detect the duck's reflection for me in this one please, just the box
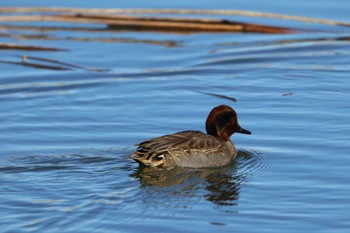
[131,150,255,206]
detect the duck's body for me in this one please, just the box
[131,105,251,168]
[132,130,236,168]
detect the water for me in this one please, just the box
[1,1,350,232]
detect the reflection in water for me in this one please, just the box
[131,150,258,206]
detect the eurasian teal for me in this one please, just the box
[131,105,251,168]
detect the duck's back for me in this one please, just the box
[132,130,236,168]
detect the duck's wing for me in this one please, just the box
[131,131,202,166]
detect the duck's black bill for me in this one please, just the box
[236,125,252,135]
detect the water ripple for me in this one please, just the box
[130,150,264,207]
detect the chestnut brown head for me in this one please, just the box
[205,105,251,141]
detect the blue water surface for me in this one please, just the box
[1,1,350,232]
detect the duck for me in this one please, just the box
[130,105,251,168]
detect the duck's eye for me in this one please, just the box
[155,154,165,161]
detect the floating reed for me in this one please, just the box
[200,92,237,102]
[0,59,70,70]
[0,7,349,27]
[0,42,66,51]
[1,7,348,71]
[18,55,105,72]
[0,11,295,34]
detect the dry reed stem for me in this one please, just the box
[18,55,104,72]
[200,92,237,102]
[0,14,294,33]
[0,42,67,51]
[0,7,349,27]
[0,59,70,70]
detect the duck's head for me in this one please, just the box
[205,105,251,141]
